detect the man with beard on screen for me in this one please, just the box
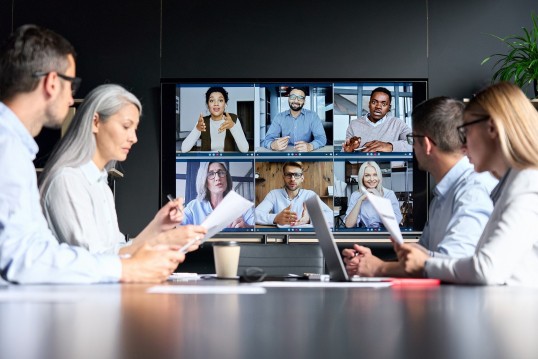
[262,87,327,152]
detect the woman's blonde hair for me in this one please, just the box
[358,161,384,196]
[468,82,538,169]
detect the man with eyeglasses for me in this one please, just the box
[0,25,184,284]
[342,87,412,152]
[262,87,327,152]
[342,97,497,277]
[255,162,333,227]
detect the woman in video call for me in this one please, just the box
[182,161,254,227]
[344,161,402,229]
[396,82,538,286]
[39,84,206,255]
[181,87,250,153]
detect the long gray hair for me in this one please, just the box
[39,84,141,198]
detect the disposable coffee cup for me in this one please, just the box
[213,241,241,279]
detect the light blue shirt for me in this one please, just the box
[255,188,334,227]
[262,108,327,150]
[182,199,255,226]
[0,102,121,284]
[345,188,402,228]
[419,157,497,258]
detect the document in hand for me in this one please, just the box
[179,191,254,253]
[364,192,404,245]
[201,190,253,241]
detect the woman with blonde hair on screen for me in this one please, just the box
[397,82,538,286]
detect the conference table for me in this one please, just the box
[1,280,538,359]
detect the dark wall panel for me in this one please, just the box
[162,0,428,79]
[12,0,161,236]
[428,0,538,99]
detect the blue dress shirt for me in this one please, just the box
[0,102,121,284]
[255,188,334,227]
[262,109,327,150]
[419,157,497,258]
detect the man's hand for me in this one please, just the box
[396,243,430,277]
[218,112,235,133]
[342,246,360,277]
[270,136,290,151]
[120,243,185,283]
[274,204,298,225]
[294,141,313,152]
[293,203,310,225]
[196,113,206,132]
[342,136,361,152]
[361,140,393,152]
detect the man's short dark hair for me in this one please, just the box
[205,87,229,103]
[282,161,303,173]
[0,24,76,101]
[412,96,464,153]
[289,87,308,96]
[370,87,392,103]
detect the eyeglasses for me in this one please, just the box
[289,94,305,101]
[406,133,437,146]
[370,99,390,108]
[284,172,303,179]
[456,115,490,144]
[207,170,227,180]
[33,71,82,96]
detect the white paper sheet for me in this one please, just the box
[364,191,404,245]
[252,281,392,288]
[147,285,266,294]
[179,190,254,252]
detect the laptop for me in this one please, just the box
[305,196,441,286]
[304,196,370,282]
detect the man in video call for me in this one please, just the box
[262,87,327,152]
[342,87,412,152]
[255,162,333,227]
[342,97,497,277]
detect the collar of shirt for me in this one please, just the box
[285,109,305,119]
[0,102,39,157]
[433,156,472,199]
[490,168,512,205]
[81,161,109,184]
[365,113,388,128]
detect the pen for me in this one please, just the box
[167,194,183,215]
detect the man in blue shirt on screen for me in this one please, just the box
[0,25,189,284]
[342,97,497,277]
[255,162,334,227]
[262,87,327,152]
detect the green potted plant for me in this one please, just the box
[481,12,538,98]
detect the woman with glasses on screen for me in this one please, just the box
[397,82,538,286]
[39,84,206,255]
[181,87,250,153]
[344,161,402,229]
[182,162,254,227]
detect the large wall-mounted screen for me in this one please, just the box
[161,80,428,238]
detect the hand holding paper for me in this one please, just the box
[364,192,404,245]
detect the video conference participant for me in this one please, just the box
[396,83,538,286]
[0,24,184,284]
[261,87,327,152]
[342,87,412,152]
[342,97,496,277]
[255,161,333,227]
[344,161,402,229]
[183,162,254,228]
[39,84,207,255]
[181,87,249,153]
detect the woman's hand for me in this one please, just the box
[218,112,235,133]
[196,113,206,132]
[366,188,381,197]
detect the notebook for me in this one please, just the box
[305,196,440,286]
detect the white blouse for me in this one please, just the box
[43,161,127,254]
[181,117,249,153]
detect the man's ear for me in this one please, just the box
[424,136,434,155]
[42,72,59,98]
[92,113,100,133]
